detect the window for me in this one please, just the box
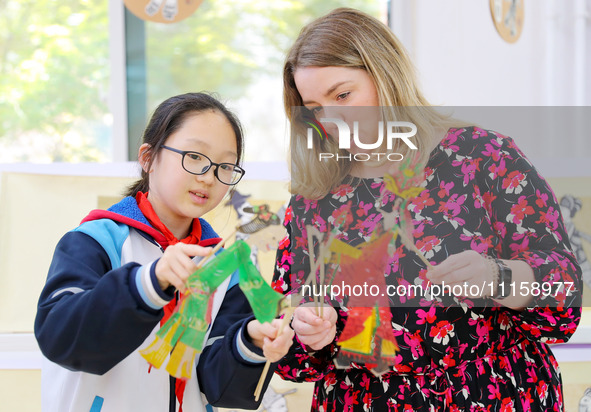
[0,0,111,162]
[0,0,386,163]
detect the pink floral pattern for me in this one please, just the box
[273,127,582,411]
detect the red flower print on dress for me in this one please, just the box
[488,158,507,179]
[487,382,501,400]
[284,205,293,222]
[459,228,493,254]
[482,139,502,160]
[278,236,290,253]
[311,214,327,232]
[356,201,372,217]
[521,388,534,410]
[271,277,285,293]
[324,373,337,391]
[351,213,382,240]
[536,380,549,401]
[416,235,442,259]
[509,229,536,254]
[452,155,482,186]
[468,403,488,412]
[471,127,488,139]
[507,195,534,225]
[300,196,318,213]
[343,389,361,411]
[437,193,467,229]
[441,128,463,155]
[332,184,355,202]
[280,248,293,266]
[416,307,436,324]
[502,170,528,194]
[411,189,436,213]
[329,201,354,229]
[438,180,454,198]
[492,221,507,238]
[386,244,406,274]
[499,397,515,411]
[535,189,549,208]
[429,320,454,345]
[536,207,561,231]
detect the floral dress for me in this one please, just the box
[272,127,582,411]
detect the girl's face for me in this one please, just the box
[293,66,381,155]
[140,110,238,239]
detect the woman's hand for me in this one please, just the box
[154,243,212,292]
[291,304,338,351]
[426,250,493,298]
[426,250,534,309]
[247,319,295,362]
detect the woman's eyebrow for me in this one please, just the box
[303,81,352,105]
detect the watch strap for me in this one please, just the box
[494,259,512,299]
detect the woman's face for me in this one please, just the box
[293,66,381,155]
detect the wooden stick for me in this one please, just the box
[306,226,320,310]
[183,227,239,293]
[397,229,433,269]
[196,227,239,269]
[254,361,271,402]
[253,306,295,401]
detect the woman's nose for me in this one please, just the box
[319,107,347,138]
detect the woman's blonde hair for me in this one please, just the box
[284,8,456,199]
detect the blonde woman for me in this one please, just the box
[273,8,581,411]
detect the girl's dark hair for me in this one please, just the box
[125,92,244,197]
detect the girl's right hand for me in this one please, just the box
[291,304,337,351]
[154,243,212,292]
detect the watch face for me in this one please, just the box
[490,0,524,43]
[499,261,512,298]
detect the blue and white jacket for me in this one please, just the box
[34,197,275,412]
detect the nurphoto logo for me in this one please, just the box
[306,117,418,162]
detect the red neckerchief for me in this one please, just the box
[136,191,202,249]
[136,191,202,412]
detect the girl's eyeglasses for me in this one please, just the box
[161,145,245,185]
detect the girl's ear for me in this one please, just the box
[138,143,152,173]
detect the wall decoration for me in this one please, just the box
[123,0,204,23]
[490,0,524,43]
[560,194,591,290]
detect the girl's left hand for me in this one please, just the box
[247,319,295,362]
[426,250,493,298]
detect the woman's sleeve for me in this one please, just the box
[34,229,166,374]
[272,203,342,382]
[481,132,582,343]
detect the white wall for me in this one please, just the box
[390,0,590,106]
[389,0,591,176]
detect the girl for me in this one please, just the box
[35,92,293,412]
[273,8,582,411]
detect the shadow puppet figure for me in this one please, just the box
[560,194,591,288]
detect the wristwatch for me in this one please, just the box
[494,259,512,299]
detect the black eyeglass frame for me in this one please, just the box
[160,145,245,185]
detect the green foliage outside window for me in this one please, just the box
[0,0,382,163]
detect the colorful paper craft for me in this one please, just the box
[295,155,429,375]
[140,240,283,379]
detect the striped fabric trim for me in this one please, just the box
[135,261,168,309]
[50,287,85,299]
[235,327,266,364]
